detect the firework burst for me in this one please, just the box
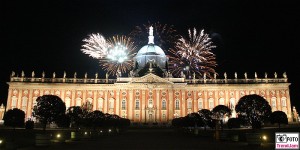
[100,35,137,76]
[129,21,180,53]
[168,28,217,78]
[81,33,109,59]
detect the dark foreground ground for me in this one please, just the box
[7,128,277,150]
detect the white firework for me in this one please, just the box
[81,33,109,59]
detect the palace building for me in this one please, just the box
[3,27,293,123]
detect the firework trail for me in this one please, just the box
[168,28,217,78]
[129,21,180,53]
[81,33,109,59]
[100,35,137,76]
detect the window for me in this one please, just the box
[122,99,126,110]
[65,97,71,109]
[187,100,192,109]
[271,97,277,108]
[281,97,287,107]
[109,99,114,109]
[22,97,28,112]
[135,113,139,119]
[12,96,17,108]
[76,98,82,106]
[148,99,153,107]
[175,99,180,110]
[135,99,140,109]
[209,98,214,109]
[198,98,203,110]
[229,98,235,109]
[162,114,166,120]
[98,98,103,110]
[219,98,224,105]
[162,100,166,110]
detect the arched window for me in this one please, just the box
[229,98,235,109]
[109,98,114,109]
[281,97,287,107]
[175,99,180,110]
[148,99,153,107]
[135,99,140,109]
[11,96,17,109]
[122,99,126,110]
[162,99,166,110]
[187,99,192,109]
[98,98,103,110]
[22,97,28,112]
[208,98,214,110]
[76,98,82,106]
[271,97,277,108]
[65,97,71,109]
[198,98,203,110]
[219,98,225,105]
[86,98,93,104]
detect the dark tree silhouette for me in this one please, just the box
[212,105,231,129]
[33,95,66,131]
[66,106,84,130]
[235,94,272,129]
[55,114,70,128]
[86,110,105,130]
[198,109,213,130]
[3,108,25,128]
[269,111,288,128]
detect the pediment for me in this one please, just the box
[130,73,174,84]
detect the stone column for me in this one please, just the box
[93,91,97,110]
[142,90,146,122]
[71,90,76,107]
[276,90,281,111]
[27,89,33,118]
[286,90,292,121]
[156,90,160,122]
[6,89,13,110]
[116,90,120,115]
[104,90,108,113]
[168,89,174,122]
[204,91,208,109]
[17,89,22,109]
[128,89,133,120]
[181,90,186,116]
[193,90,197,112]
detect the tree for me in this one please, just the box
[269,111,288,128]
[235,94,272,129]
[3,108,25,128]
[33,95,66,131]
[66,106,84,130]
[86,110,105,130]
[212,105,231,129]
[198,109,213,130]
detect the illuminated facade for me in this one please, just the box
[3,27,294,123]
[5,72,292,123]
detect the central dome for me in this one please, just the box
[133,26,168,76]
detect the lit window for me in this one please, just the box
[122,99,126,110]
[162,100,166,109]
[175,100,180,110]
[135,100,140,109]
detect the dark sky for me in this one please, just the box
[1,0,300,110]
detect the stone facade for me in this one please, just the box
[6,72,292,123]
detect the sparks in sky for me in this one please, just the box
[100,35,137,76]
[168,28,217,78]
[81,33,109,59]
[129,21,180,53]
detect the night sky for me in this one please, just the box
[1,0,299,111]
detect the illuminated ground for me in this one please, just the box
[14,128,279,150]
